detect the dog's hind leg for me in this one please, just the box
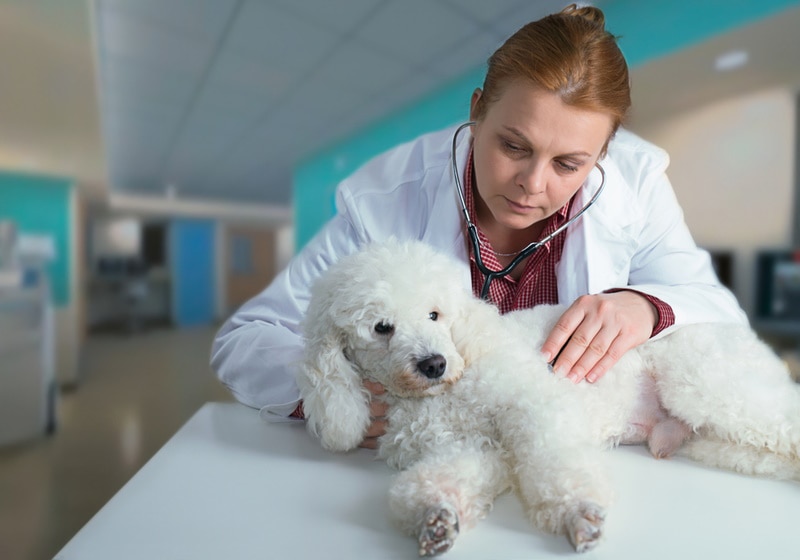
[645,325,800,470]
[681,438,800,481]
[388,447,510,557]
[648,417,693,459]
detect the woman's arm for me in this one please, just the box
[210,215,361,416]
[623,167,747,326]
[543,158,747,383]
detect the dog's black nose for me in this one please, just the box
[417,354,446,379]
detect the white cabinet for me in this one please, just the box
[0,285,56,446]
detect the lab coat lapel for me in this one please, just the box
[420,125,473,293]
[558,163,638,303]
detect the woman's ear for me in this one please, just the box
[469,88,483,122]
[297,325,371,452]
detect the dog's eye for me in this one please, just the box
[429,311,438,321]
[374,321,395,335]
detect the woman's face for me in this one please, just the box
[469,82,612,236]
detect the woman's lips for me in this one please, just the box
[504,197,537,213]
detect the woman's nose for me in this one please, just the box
[517,162,547,195]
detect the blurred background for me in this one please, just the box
[1,1,800,558]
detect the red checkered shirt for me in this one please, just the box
[463,149,674,335]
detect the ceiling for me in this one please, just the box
[1,1,799,220]
[92,0,568,208]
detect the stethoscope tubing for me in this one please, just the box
[450,121,606,299]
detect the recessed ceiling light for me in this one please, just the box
[714,49,749,72]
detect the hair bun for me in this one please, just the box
[560,3,606,28]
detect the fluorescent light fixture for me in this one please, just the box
[715,49,749,72]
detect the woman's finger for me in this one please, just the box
[563,322,620,383]
[370,398,389,418]
[363,379,386,395]
[364,418,387,438]
[541,302,587,364]
[552,319,602,379]
[584,334,628,383]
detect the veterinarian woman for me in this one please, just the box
[211,4,747,447]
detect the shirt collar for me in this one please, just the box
[463,147,573,250]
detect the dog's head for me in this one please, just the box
[298,240,493,451]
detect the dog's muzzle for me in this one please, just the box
[416,354,446,379]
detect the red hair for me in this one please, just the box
[473,4,630,137]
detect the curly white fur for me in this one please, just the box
[298,240,800,556]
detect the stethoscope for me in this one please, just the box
[451,121,606,299]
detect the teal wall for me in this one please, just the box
[293,0,800,249]
[170,219,216,327]
[0,171,72,306]
[602,0,799,67]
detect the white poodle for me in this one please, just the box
[297,240,799,555]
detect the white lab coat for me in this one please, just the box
[210,124,747,419]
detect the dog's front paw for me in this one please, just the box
[418,504,460,557]
[566,501,606,553]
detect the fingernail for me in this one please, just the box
[540,351,552,363]
[586,373,597,383]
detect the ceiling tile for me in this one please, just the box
[101,98,185,130]
[425,30,501,86]
[336,70,442,134]
[97,3,216,75]
[273,75,363,125]
[191,85,271,125]
[226,1,342,73]
[98,0,239,41]
[489,0,568,39]
[100,55,198,108]
[270,0,386,33]
[438,0,530,24]
[167,138,239,185]
[354,0,481,65]
[311,39,414,97]
[204,49,299,103]
[103,112,183,146]
[233,165,293,205]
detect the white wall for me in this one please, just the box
[631,88,796,317]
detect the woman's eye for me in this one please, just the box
[428,311,439,321]
[503,141,523,153]
[374,322,395,335]
[556,160,579,173]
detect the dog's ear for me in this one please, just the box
[449,291,503,368]
[297,322,371,453]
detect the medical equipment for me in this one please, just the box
[450,121,606,299]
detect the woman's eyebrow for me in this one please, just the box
[502,126,591,158]
[501,125,530,144]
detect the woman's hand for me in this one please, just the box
[359,380,388,449]
[540,291,657,384]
